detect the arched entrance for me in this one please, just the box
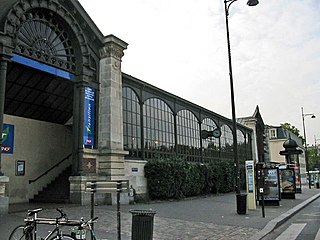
[0,0,99,206]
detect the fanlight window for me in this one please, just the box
[15,9,75,72]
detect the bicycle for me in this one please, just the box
[70,217,99,240]
[9,208,75,240]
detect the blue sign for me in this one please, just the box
[2,124,14,154]
[12,54,74,80]
[84,87,95,146]
[132,167,139,173]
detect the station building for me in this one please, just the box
[0,0,256,213]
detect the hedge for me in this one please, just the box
[144,158,239,200]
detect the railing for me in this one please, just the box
[29,153,72,184]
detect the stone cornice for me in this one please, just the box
[99,35,128,60]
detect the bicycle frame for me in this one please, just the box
[87,222,97,240]
[11,208,98,240]
[23,208,69,240]
[23,208,42,240]
[71,217,98,240]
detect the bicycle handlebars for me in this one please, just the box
[24,208,98,227]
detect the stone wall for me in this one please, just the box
[2,114,72,203]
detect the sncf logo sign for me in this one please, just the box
[1,146,11,152]
[2,124,14,154]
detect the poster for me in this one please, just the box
[280,169,295,193]
[2,124,14,154]
[263,168,280,201]
[293,160,301,193]
[83,87,95,146]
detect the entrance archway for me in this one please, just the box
[0,0,99,204]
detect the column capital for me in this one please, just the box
[0,33,14,61]
[99,34,128,60]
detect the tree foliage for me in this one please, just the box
[307,147,320,170]
[280,122,302,138]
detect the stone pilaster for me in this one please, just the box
[0,41,13,175]
[242,118,258,162]
[69,35,128,205]
[98,35,128,179]
[0,37,13,213]
[0,176,9,213]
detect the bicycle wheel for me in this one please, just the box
[49,234,75,240]
[9,225,32,240]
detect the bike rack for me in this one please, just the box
[85,180,129,240]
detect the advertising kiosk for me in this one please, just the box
[279,137,303,199]
[257,162,281,206]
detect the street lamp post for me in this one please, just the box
[301,106,315,189]
[223,0,259,214]
[314,136,320,171]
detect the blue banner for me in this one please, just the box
[2,124,14,154]
[84,87,95,146]
[12,54,74,80]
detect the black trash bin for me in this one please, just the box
[130,209,156,240]
[316,182,319,189]
[236,193,247,215]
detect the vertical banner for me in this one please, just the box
[84,87,95,147]
[2,124,14,154]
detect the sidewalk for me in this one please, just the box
[2,186,320,240]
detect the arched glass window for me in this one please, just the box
[220,124,234,160]
[143,98,175,159]
[123,87,141,158]
[237,129,246,162]
[176,110,201,162]
[202,118,219,161]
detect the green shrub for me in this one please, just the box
[144,158,238,200]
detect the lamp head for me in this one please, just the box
[312,114,316,118]
[247,0,259,6]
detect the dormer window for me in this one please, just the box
[269,129,277,139]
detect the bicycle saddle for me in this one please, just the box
[27,208,43,216]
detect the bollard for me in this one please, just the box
[130,210,156,240]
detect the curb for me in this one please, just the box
[250,192,320,240]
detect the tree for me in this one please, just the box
[280,122,303,139]
[307,147,320,170]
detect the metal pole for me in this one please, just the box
[117,181,121,240]
[301,107,311,189]
[90,182,96,240]
[0,58,9,176]
[261,169,265,218]
[224,0,240,195]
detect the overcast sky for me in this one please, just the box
[79,0,320,146]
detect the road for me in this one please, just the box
[3,188,320,240]
[262,197,320,240]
